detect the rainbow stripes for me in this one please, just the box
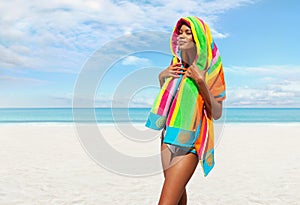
[145,16,226,176]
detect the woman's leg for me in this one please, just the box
[159,143,198,205]
[177,188,187,205]
[160,144,186,205]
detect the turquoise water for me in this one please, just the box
[0,108,299,124]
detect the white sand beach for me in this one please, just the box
[0,123,299,205]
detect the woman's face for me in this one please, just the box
[177,24,195,50]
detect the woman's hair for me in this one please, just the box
[175,20,191,35]
[175,21,195,43]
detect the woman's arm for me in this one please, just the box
[158,72,166,88]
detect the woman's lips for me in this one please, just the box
[178,40,187,45]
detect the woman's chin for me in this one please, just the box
[179,45,187,50]
[179,46,194,51]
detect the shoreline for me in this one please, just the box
[0,121,300,126]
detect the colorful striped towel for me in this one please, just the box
[145,16,226,176]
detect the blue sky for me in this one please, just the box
[0,0,299,108]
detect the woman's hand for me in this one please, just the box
[159,63,186,87]
[159,63,185,79]
[185,62,208,84]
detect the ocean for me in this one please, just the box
[0,108,299,124]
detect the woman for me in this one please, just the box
[145,16,226,205]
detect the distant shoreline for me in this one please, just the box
[0,108,300,124]
[0,122,300,126]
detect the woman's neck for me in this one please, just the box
[180,47,196,67]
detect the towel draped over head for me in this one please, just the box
[145,16,226,176]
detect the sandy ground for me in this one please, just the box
[0,123,299,205]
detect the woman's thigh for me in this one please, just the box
[161,143,172,178]
[160,143,198,204]
[163,147,198,182]
[160,132,198,178]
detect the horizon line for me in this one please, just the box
[0,107,299,109]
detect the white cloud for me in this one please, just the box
[226,65,300,77]
[0,75,48,84]
[121,56,151,66]
[0,44,33,68]
[0,0,256,73]
[225,65,300,107]
[0,0,263,107]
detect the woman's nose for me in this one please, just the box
[178,34,185,39]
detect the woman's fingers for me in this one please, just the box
[169,66,182,71]
[176,71,185,75]
[176,67,187,75]
[171,70,180,77]
[164,64,188,78]
[167,71,180,78]
[171,74,180,78]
